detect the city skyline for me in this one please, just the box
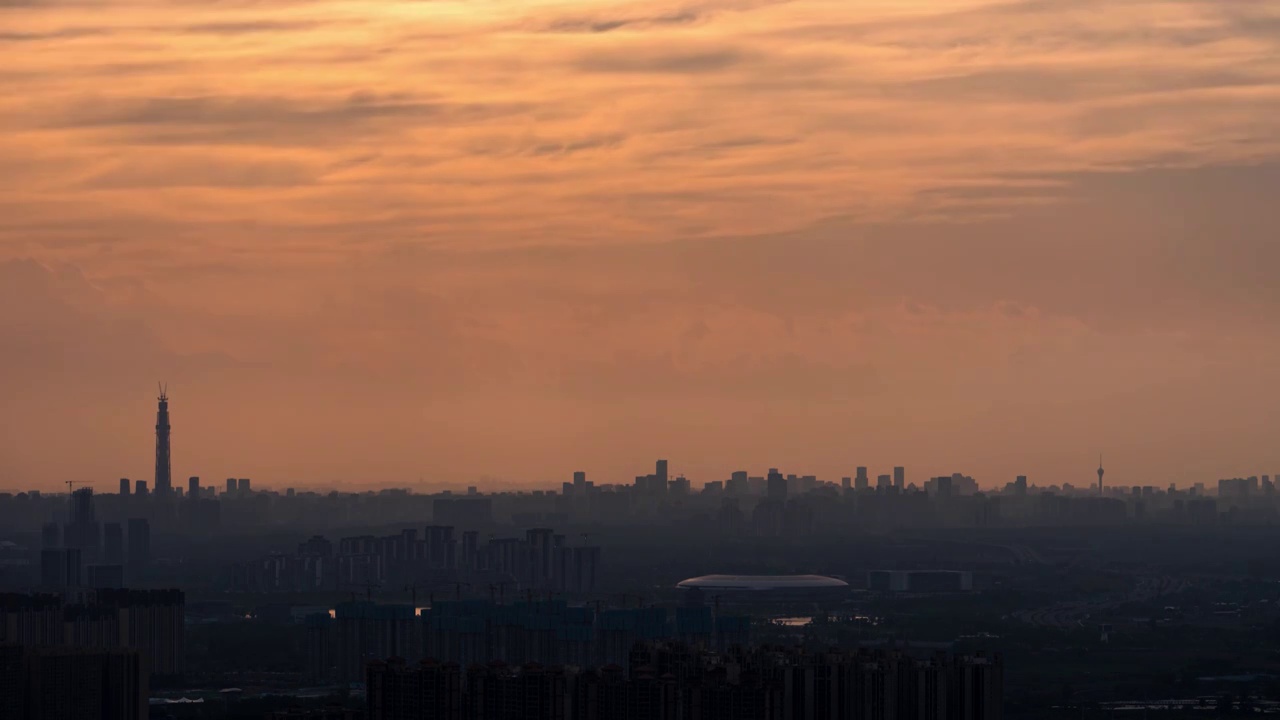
[0,383,1277,493]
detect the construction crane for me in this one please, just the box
[65,480,93,493]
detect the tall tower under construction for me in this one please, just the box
[155,385,173,497]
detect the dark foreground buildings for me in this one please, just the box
[0,589,184,681]
[308,599,750,684]
[367,643,1002,720]
[0,644,145,720]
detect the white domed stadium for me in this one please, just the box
[676,574,849,591]
[676,574,850,604]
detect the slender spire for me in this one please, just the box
[155,385,172,496]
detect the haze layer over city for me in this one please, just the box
[3,0,1280,490]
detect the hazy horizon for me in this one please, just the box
[3,0,1279,491]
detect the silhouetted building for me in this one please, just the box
[894,466,905,490]
[64,488,100,556]
[126,519,149,580]
[40,548,81,590]
[766,469,787,502]
[154,387,173,497]
[0,644,146,720]
[118,478,130,496]
[365,644,1001,720]
[88,564,125,589]
[104,523,124,565]
[41,522,60,550]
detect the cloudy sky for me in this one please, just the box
[1,0,1278,491]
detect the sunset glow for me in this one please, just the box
[2,0,1278,489]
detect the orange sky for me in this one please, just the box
[2,0,1279,491]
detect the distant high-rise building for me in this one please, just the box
[119,478,130,496]
[64,488,100,556]
[893,466,905,489]
[876,474,891,490]
[126,519,150,579]
[573,471,586,487]
[855,466,869,491]
[766,469,787,502]
[188,476,199,499]
[1014,475,1028,495]
[1097,454,1105,495]
[40,547,81,590]
[41,522,60,549]
[154,385,173,497]
[423,526,456,570]
[656,459,669,487]
[526,528,555,588]
[226,478,237,494]
[104,522,124,565]
[237,478,251,493]
[88,564,125,589]
[134,480,148,496]
[934,475,954,497]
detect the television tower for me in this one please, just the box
[154,384,173,497]
[1096,453,1104,495]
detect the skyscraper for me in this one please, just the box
[893,466,905,490]
[64,488,100,556]
[119,478,130,496]
[127,519,150,580]
[188,476,199,500]
[766,469,787,502]
[1097,454,1105,495]
[40,548,81,590]
[154,386,172,497]
[104,522,124,565]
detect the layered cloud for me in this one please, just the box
[1,0,1278,488]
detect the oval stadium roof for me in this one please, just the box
[676,574,849,591]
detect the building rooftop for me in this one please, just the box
[675,574,849,591]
